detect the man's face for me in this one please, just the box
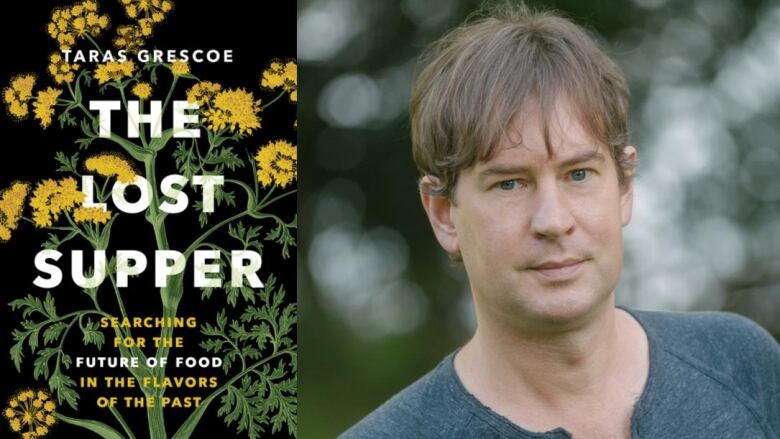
[425,99,635,332]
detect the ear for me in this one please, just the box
[419,175,460,255]
[619,145,637,226]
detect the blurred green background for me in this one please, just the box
[297,0,780,437]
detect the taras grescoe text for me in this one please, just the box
[32,99,263,290]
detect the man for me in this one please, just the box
[341,4,780,438]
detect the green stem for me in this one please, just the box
[146,396,167,439]
[161,76,179,120]
[261,90,287,110]
[109,406,136,439]
[225,178,255,204]
[84,34,106,58]
[257,188,296,210]
[183,211,249,258]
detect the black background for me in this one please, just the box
[0,1,295,438]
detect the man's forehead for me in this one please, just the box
[483,136,606,168]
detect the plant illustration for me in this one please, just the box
[1,1,296,438]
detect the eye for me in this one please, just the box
[569,169,591,182]
[497,180,518,191]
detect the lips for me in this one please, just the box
[529,258,585,281]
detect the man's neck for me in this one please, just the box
[454,301,648,431]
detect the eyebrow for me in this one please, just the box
[478,150,607,179]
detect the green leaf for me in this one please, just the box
[81,318,106,349]
[10,340,24,372]
[43,230,79,250]
[43,321,68,345]
[205,146,244,171]
[173,140,199,179]
[43,291,58,318]
[265,215,297,259]
[49,370,79,410]
[76,118,99,149]
[54,151,80,174]
[149,128,175,152]
[57,413,126,439]
[33,347,59,380]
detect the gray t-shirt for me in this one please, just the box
[340,308,780,438]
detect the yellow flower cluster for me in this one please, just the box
[32,88,62,129]
[85,152,137,183]
[203,88,262,135]
[0,182,30,242]
[4,389,56,438]
[30,177,85,228]
[255,140,297,188]
[187,82,261,134]
[121,0,173,24]
[3,74,36,120]
[261,59,297,103]
[94,60,136,85]
[3,75,62,129]
[132,81,152,100]
[73,206,112,224]
[114,24,147,53]
[47,53,80,84]
[47,1,110,51]
[170,60,190,76]
[114,0,174,52]
[186,81,222,107]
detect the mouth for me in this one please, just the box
[529,259,586,281]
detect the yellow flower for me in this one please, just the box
[203,88,261,135]
[43,401,55,413]
[186,81,222,107]
[3,74,36,120]
[113,24,146,53]
[30,178,85,228]
[132,81,152,100]
[122,0,173,24]
[73,206,112,224]
[255,140,297,188]
[32,87,62,129]
[170,60,190,76]
[85,152,137,184]
[5,389,55,437]
[94,60,136,85]
[48,53,80,84]
[261,59,297,103]
[48,1,110,50]
[0,182,30,242]
[137,18,154,36]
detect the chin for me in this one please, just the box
[516,285,613,330]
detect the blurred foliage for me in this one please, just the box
[298,0,780,437]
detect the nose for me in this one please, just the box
[529,182,575,240]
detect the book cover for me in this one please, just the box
[0,1,296,438]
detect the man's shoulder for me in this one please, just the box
[632,308,778,402]
[339,353,474,439]
[629,307,779,363]
[628,307,780,435]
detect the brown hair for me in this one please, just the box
[410,2,635,198]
